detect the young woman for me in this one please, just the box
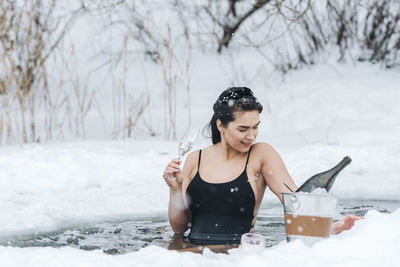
[163,87,360,247]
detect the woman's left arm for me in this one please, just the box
[256,143,363,234]
[256,143,298,202]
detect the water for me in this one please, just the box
[1,200,398,254]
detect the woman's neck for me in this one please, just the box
[215,142,243,161]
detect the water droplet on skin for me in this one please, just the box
[297,226,303,232]
[267,170,273,175]
[286,219,292,224]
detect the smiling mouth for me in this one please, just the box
[241,142,252,147]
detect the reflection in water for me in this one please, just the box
[0,200,398,254]
[163,234,238,253]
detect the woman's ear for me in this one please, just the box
[216,119,223,133]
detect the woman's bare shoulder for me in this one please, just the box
[251,142,282,160]
[184,149,200,167]
[252,142,275,153]
[181,150,200,184]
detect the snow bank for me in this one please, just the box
[1,209,399,267]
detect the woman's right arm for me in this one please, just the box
[163,151,196,233]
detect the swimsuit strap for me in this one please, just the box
[245,146,252,170]
[198,149,202,170]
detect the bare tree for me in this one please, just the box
[0,0,84,144]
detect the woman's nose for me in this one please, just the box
[247,129,256,140]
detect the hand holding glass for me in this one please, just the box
[166,128,199,181]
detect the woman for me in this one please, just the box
[163,87,360,247]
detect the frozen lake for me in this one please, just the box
[2,199,398,254]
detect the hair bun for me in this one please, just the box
[218,87,253,105]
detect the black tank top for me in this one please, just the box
[186,147,256,245]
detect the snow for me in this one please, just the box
[1,60,400,265]
[2,0,400,262]
[0,210,399,267]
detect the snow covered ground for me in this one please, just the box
[1,60,400,266]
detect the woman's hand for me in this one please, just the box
[331,214,363,235]
[163,158,183,191]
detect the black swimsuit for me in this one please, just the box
[186,148,256,245]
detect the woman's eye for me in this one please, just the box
[239,129,247,132]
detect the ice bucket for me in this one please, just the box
[282,192,337,246]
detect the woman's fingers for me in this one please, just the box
[163,174,179,189]
[168,163,180,171]
[163,159,183,189]
[344,214,363,223]
[166,166,178,174]
[341,215,362,230]
[169,160,181,169]
[331,214,363,234]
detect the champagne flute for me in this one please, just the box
[166,128,199,181]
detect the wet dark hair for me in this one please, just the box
[205,87,263,144]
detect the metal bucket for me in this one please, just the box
[282,192,337,246]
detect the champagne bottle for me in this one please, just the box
[296,156,352,193]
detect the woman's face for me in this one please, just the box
[219,110,260,152]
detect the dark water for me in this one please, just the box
[1,200,398,255]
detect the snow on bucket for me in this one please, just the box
[282,192,337,246]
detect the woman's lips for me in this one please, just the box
[241,142,252,147]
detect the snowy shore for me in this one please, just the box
[1,62,400,266]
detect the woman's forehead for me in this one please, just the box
[232,110,260,125]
